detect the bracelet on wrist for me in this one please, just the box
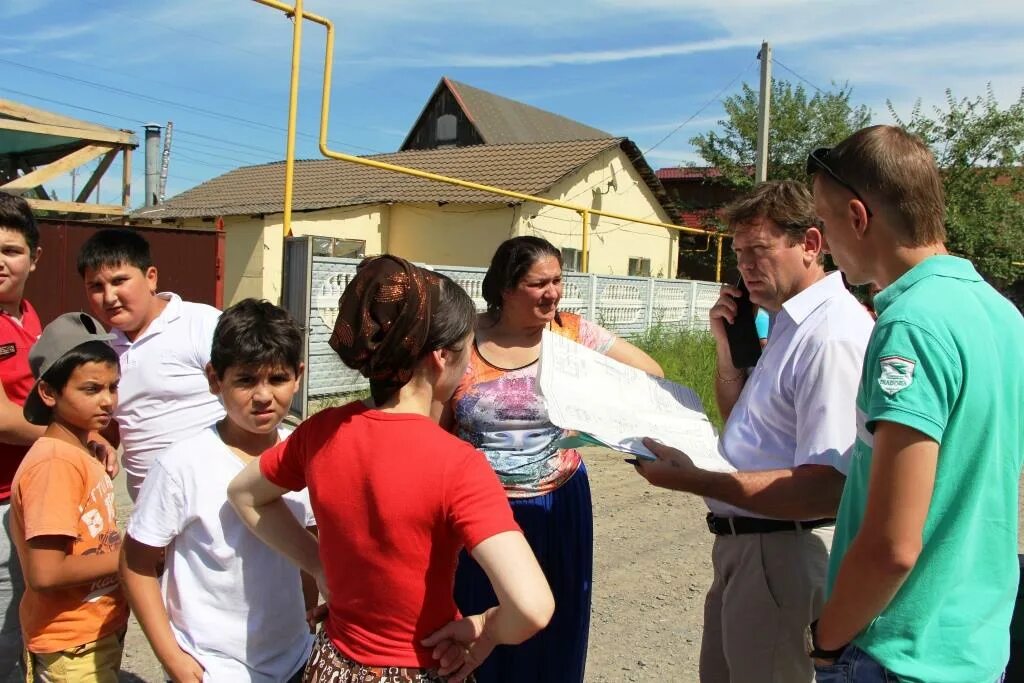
[715,368,744,383]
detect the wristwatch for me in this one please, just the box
[806,620,848,660]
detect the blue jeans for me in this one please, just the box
[815,646,1007,683]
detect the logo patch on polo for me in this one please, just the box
[0,343,15,360]
[878,355,916,396]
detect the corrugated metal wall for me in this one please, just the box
[26,219,225,325]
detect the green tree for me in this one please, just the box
[689,80,872,188]
[889,87,1024,294]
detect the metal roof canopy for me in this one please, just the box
[0,99,138,216]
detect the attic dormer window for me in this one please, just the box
[436,114,457,145]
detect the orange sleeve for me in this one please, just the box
[19,446,86,541]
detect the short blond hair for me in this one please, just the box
[826,125,946,246]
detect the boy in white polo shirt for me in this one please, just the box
[77,229,224,500]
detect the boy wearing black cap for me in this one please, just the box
[9,312,128,681]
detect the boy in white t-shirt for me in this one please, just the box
[120,299,317,682]
[77,229,225,500]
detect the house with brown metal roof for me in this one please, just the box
[133,78,684,305]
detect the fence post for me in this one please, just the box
[646,277,655,329]
[587,274,597,321]
[688,280,699,331]
[281,236,312,420]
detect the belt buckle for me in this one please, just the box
[706,515,737,535]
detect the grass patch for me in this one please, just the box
[629,326,722,431]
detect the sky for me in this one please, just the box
[2,0,1023,208]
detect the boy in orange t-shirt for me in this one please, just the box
[9,312,127,681]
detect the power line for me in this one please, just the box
[172,141,270,166]
[34,51,275,110]
[77,0,335,82]
[772,58,826,94]
[534,58,756,220]
[640,58,757,158]
[0,57,381,154]
[0,86,286,158]
[171,151,241,172]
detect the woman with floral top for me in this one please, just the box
[445,237,663,682]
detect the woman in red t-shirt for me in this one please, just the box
[228,256,553,683]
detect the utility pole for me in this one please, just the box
[755,40,772,184]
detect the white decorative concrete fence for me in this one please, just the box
[283,237,721,417]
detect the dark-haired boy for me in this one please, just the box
[10,312,128,681]
[0,192,43,674]
[121,298,316,682]
[77,228,224,500]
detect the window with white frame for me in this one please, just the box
[628,257,651,277]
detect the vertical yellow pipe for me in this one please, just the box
[715,234,723,282]
[580,209,590,273]
[318,9,334,153]
[282,0,304,237]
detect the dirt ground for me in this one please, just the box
[113,450,1024,682]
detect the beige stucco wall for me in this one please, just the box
[388,203,516,267]
[261,204,389,303]
[221,216,265,306]
[176,204,390,306]
[522,147,678,277]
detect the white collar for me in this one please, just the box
[781,271,847,325]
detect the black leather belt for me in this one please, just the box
[706,512,834,536]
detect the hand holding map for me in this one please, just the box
[538,330,735,472]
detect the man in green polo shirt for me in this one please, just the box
[806,125,1023,683]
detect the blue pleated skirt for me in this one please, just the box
[454,462,593,683]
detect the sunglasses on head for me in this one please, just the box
[806,147,873,218]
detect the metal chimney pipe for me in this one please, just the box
[143,124,161,207]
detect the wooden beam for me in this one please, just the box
[0,118,135,146]
[122,147,132,210]
[75,149,118,203]
[12,157,49,201]
[1,144,113,193]
[0,98,136,143]
[25,198,126,216]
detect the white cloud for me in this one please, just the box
[6,20,106,43]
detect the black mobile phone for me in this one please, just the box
[724,277,762,368]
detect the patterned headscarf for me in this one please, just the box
[329,255,440,404]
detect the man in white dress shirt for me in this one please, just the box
[634,180,874,683]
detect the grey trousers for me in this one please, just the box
[700,525,833,683]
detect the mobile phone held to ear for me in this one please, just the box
[724,277,762,369]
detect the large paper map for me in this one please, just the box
[538,330,735,472]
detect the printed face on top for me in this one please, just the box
[208,363,301,434]
[502,255,563,325]
[82,263,160,339]
[40,361,119,436]
[732,217,821,312]
[0,228,39,306]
